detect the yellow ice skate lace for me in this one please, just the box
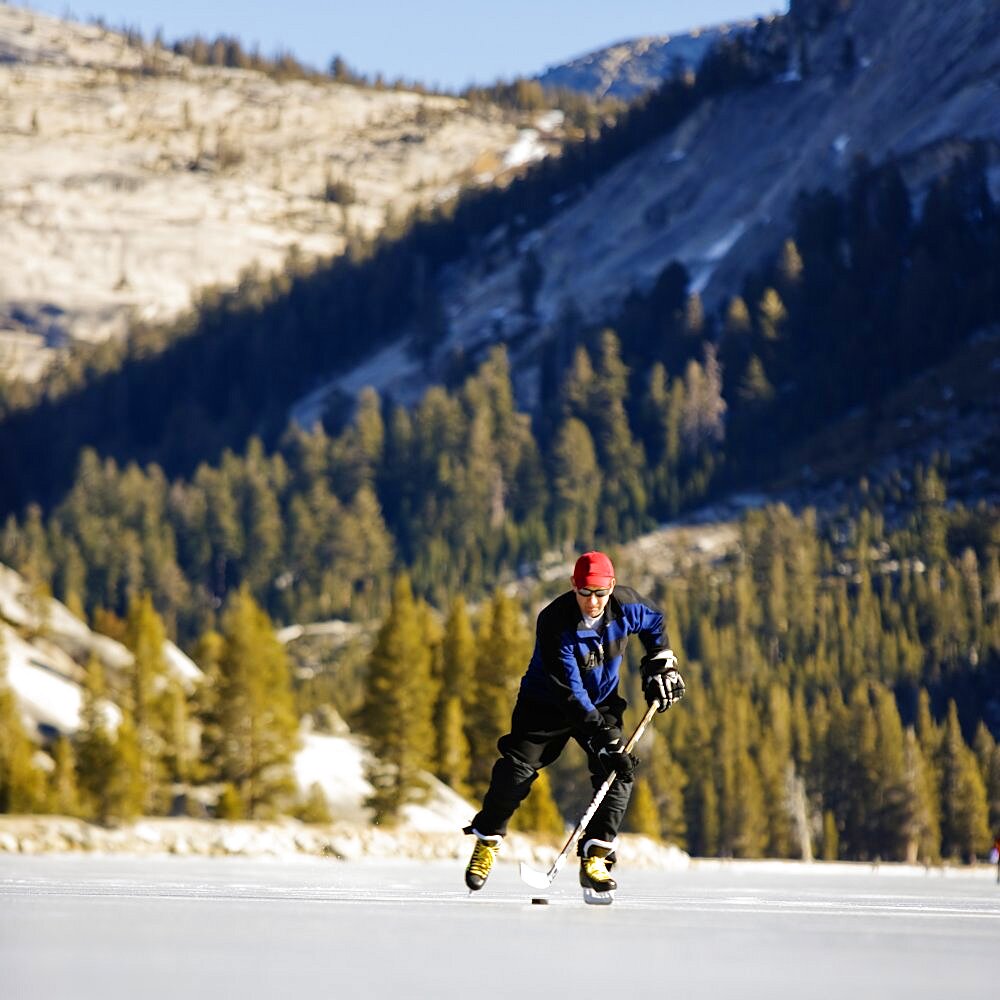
[582,854,613,884]
[468,839,499,879]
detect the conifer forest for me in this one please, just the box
[1,21,998,866]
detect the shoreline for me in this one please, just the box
[1,817,996,879]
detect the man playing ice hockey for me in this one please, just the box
[464,550,685,898]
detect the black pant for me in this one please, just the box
[470,691,631,845]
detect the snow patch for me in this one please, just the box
[503,129,548,170]
[534,110,565,134]
[295,733,374,824]
[1,559,202,733]
[276,620,363,645]
[293,732,476,832]
[689,265,716,295]
[704,221,747,262]
[163,641,203,689]
[2,622,120,737]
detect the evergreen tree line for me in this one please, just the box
[1,148,996,702]
[0,339,725,642]
[461,78,626,133]
[717,147,1000,476]
[360,496,1000,860]
[96,15,682,128]
[0,25,788,516]
[105,16,435,90]
[3,473,997,860]
[546,145,1000,491]
[169,34,343,85]
[0,589,302,824]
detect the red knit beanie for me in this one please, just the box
[572,551,615,589]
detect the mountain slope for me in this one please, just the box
[0,4,560,382]
[294,0,1000,419]
[1,0,998,520]
[537,21,758,100]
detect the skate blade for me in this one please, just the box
[582,887,615,905]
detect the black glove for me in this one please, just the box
[586,727,639,783]
[641,650,685,712]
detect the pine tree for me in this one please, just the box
[75,655,122,823]
[216,783,244,820]
[551,417,600,548]
[756,287,787,342]
[718,689,767,857]
[0,631,45,813]
[738,355,775,406]
[435,695,471,796]
[973,723,1000,835]
[207,587,300,818]
[236,440,284,595]
[441,596,476,709]
[939,702,990,862]
[513,768,563,836]
[107,710,147,822]
[124,593,171,813]
[680,351,726,457]
[901,727,940,863]
[821,810,840,861]
[434,596,476,794]
[48,737,83,817]
[625,777,662,839]
[698,777,720,857]
[777,238,804,290]
[589,330,648,539]
[758,685,794,856]
[345,485,394,617]
[912,466,949,566]
[915,689,942,771]
[844,683,879,859]
[297,782,333,824]
[645,732,688,849]
[870,685,909,859]
[467,591,529,794]
[361,575,437,823]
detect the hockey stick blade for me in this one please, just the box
[518,862,554,889]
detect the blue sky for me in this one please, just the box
[24,1,786,89]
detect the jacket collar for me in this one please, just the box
[570,591,622,634]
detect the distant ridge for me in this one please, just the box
[536,21,759,100]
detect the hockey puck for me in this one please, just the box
[531,897,548,905]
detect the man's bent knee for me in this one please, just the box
[495,752,539,786]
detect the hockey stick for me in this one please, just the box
[519,700,662,889]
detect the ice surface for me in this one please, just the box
[2,855,998,1000]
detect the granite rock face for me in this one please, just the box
[0,5,555,381]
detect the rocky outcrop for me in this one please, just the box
[0,815,691,868]
[536,24,757,101]
[0,5,555,382]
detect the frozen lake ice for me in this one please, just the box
[2,854,999,999]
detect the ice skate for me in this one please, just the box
[465,832,502,892]
[579,841,616,905]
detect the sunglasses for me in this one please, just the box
[576,587,612,598]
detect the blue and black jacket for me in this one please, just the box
[517,586,669,734]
